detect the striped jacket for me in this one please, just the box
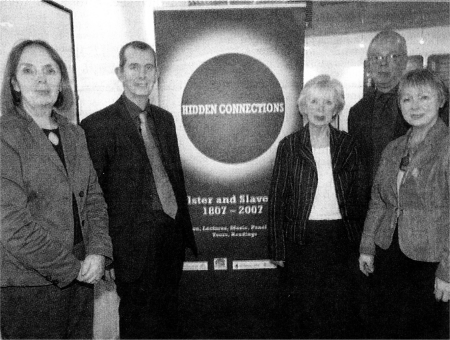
[268,124,365,261]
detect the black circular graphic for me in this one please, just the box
[181,53,285,164]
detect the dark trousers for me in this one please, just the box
[116,212,185,339]
[1,281,93,339]
[281,220,360,339]
[369,228,450,339]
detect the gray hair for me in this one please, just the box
[368,30,407,57]
[297,74,345,117]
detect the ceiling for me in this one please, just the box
[180,1,449,36]
[306,1,450,36]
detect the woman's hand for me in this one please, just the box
[359,253,374,276]
[434,278,450,302]
[78,255,105,284]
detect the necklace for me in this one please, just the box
[48,131,59,145]
[399,153,410,171]
[399,132,412,172]
[399,130,424,171]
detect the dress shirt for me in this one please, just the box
[122,95,164,213]
[309,146,342,220]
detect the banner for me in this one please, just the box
[155,4,305,271]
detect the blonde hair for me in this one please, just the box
[297,74,345,117]
[398,69,448,106]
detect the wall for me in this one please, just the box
[61,1,449,131]
[304,26,450,131]
[21,1,449,338]
[62,0,160,120]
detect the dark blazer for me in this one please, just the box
[348,89,449,210]
[360,119,449,282]
[348,89,409,210]
[1,108,112,288]
[80,96,197,282]
[268,124,365,261]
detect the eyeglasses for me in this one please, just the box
[368,54,405,64]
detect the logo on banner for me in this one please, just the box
[181,53,285,164]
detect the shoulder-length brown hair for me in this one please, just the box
[1,39,74,115]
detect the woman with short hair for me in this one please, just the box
[268,74,364,338]
[359,68,449,339]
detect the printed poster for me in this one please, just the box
[155,4,305,271]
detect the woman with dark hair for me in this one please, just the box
[0,40,112,339]
[359,68,449,339]
[268,75,364,338]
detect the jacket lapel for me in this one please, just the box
[390,138,405,197]
[406,120,448,176]
[299,125,343,170]
[329,126,344,171]
[298,126,315,167]
[115,98,148,159]
[56,113,77,180]
[363,90,376,133]
[25,114,67,176]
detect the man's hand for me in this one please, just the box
[78,255,105,284]
[359,253,374,276]
[434,278,450,302]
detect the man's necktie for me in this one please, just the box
[139,112,178,219]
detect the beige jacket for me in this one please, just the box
[360,119,449,282]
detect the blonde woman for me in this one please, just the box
[268,75,364,338]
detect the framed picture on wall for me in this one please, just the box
[427,54,450,88]
[0,0,78,123]
[406,55,424,72]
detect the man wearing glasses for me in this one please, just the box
[348,30,409,208]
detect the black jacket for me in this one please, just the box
[268,124,365,261]
[81,96,197,282]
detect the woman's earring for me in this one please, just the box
[12,89,21,104]
[54,91,64,108]
[11,79,21,104]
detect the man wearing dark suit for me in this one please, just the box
[80,41,197,339]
